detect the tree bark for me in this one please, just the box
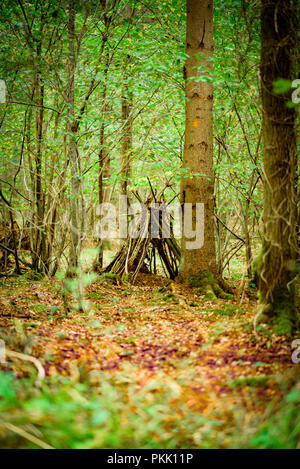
[179,0,217,283]
[34,73,46,272]
[67,0,81,270]
[120,58,133,197]
[120,5,134,198]
[257,0,298,333]
[98,37,111,269]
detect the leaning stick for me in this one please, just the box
[1,421,54,449]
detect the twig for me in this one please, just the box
[0,243,33,268]
[6,350,45,380]
[214,214,245,243]
[7,100,60,114]
[147,177,157,202]
[1,421,54,449]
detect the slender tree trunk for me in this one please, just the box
[67,0,81,270]
[99,101,110,206]
[34,74,46,272]
[179,0,217,286]
[244,197,252,279]
[256,0,298,333]
[96,8,112,269]
[32,25,47,273]
[120,62,133,197]
[97,119,111,269]
[120,4,134,197]
[98,43,110,268]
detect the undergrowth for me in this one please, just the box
[0,367,299,449]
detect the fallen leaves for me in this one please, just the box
[0,272,297,437]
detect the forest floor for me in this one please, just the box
[0,273,299,449]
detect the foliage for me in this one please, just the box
[0,368,298,449]
[0,274,299,449]
[0,0,265,276]
[249,381,300,449]
[0,0,298,451]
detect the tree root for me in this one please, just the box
[254,293,299,337]
[178,269,233,301]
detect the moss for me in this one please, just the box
[187,269,215,290]
[202,290,217,301]
[252,251,263,281]
[99,272,119,285]
[189,270,215,298]
[162,293,178,303]
[176,268,234,303]
[256,285,299,337]
[87,291,105,300]
[251,241,268,287]
[24,270,44,281]
[270,286,298,336]
[214,284,233,299]
[184,269,232,301]
[228,375,273,389]
[211,305,239,317]
[254,235,299,336]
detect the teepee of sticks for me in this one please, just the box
[103,183,181,282]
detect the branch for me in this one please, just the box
[0,180,31,202]
[0,243,33,268]
[6,349,45,380]
[215,214,245,243]
[7,101,61,114]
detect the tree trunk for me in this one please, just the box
[120,4,134,197]
[256,0,298,334]
[179,0,217,288]
[34,75,46,272]
[33,25,47,274]
[96,10,112,269]
[98,51,110,268]
[120,64,133,197]
[67,0,81,270]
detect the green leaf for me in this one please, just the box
[273,79,291,95]
[252,361,267,369]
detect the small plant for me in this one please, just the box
[227,375,273,389]
[249,380,300,449]
[59,268,98,313]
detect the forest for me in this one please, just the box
[0,0,299,450]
